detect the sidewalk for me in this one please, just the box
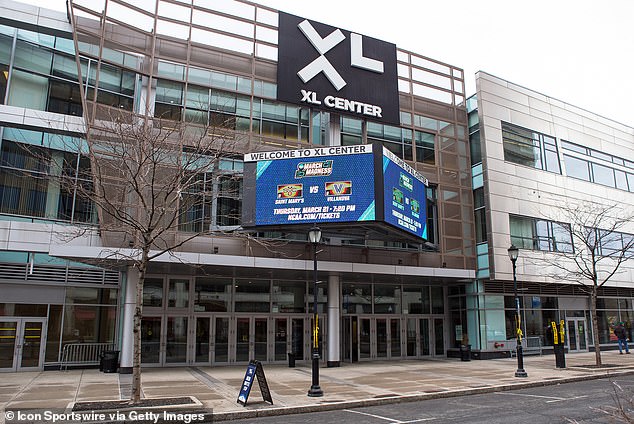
[2,351,634,422]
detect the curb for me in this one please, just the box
[212,369,634,421]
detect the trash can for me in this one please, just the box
[287,352,295,368]
[101,350,119,373]
[98,351,106,372]
[460,344,471,361]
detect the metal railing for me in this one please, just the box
[60,342,114,371]
[523,336,543,355]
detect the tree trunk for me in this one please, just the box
[130,249,149,404]
[590,288,602,367]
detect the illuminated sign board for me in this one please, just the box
[243,144,428,240]
[381,149,428,240]
[277,12,400,125]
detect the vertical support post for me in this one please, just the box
[308,227,323,396]
[509,246,528,378]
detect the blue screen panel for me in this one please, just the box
[382,150,428,240]
[255,152,375,225]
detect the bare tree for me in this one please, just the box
[538,202,634,366]
[37,106,246,403]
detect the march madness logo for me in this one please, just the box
[294,160,333,178]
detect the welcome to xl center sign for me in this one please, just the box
[242,144,428,241]
[276,12,400,125]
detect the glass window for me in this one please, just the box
[415,131,435,164]
[186,85,209,109]
[431,286,444,314]
[592,163,616,188]
[510,215,535,250]
[63,305,116,344]
[0,64,7,104]
[503,125,541,168]
[600,230,624,257]
[543,137,561,173]
[14,40,53,74]
[51,53,82,81]
[235,279,270,312]
[402,286,428,314]
[473,187,487,243]
[564,155,590,181]
[561,140,587,154]
[510,214,573,253]
[628,174,634,193]
[47,79,83,116]
[155,79,183,105]
[7,69,48,110]
[216,175,242,227]
[373,285,401,313]
[342,283,371,314]
[194,277,231,312]
[66,287,117,305]
[210,91,236,113]
[590,150,612,162]
[469,129,482,165]
[168,278,189,308]
[211,71,237,91]
[550,222,573,253]
[272,281,305,313]
[0,33,12,64]
[502,123,562,174]
[615,170,629,191]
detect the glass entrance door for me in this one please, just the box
[194,316,230,365]
[404,317,430,358]
[0,318,47,372]
[141,316,162,365]
[567,318,588,352]
[235,316,269,363]
[141,315,189,366]
[273,317,305,362]
[353,316,401,360]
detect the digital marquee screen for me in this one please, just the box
[381,149,428,240]
[242,144,428,241]
[247,145,376,226]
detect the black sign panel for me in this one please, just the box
[237,360,273,406]
[277,12,400,125]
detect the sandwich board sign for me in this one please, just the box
[237,360,273,406]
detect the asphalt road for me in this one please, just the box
[228,375,634,423]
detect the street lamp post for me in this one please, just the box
[508,245,528,378]
[307,225,324,397]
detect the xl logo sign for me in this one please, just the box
[276,12,399,125]
[297,19,383,91]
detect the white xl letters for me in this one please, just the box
[297,20,385,91]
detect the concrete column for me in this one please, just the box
[119,267,137,374]
[327,274,340,367]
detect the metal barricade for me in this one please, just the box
[523,336,543,355]
[61,343,114,371]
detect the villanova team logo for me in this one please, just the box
[325,181,352,196]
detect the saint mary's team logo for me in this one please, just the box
[277,184,303,198]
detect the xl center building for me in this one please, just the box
[0,0,633,372]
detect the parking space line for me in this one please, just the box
[546,395,589,403]
[497,391,590,403]
[343,409,436,423]
[497,392,566,401]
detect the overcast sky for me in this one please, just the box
[263,0,634,128]
[21,0,634,127]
